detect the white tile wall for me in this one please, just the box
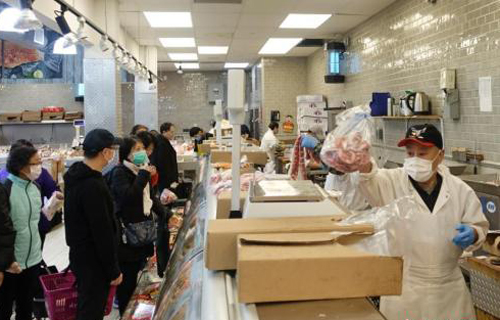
[306,0,500,167]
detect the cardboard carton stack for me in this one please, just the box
[205,215,403,306]
[297,95,328,133]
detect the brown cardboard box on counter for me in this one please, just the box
[205,216,363,271]
[0,113,22,122]
[64,111,84,121]
[257,298,386,320]
[22,111,42,122]
[211,150,268,165]
[42,112,64,121]
[216,191,247,219]
[198,143,218,154]
[237,232,403,303]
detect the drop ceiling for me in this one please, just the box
[118,0,396,71]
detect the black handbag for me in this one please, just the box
[120,214,157,247]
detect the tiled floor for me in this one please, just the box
[43,224,120,320]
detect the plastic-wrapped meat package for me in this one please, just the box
[320,105,374,173]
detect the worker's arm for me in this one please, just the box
[459,185,490,251]
[357,158,403,208]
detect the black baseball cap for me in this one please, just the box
[398,124,443,150]
[83,129,120,153]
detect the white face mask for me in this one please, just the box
[403,153,440,182]
[28,164,42,181]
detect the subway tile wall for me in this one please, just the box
[0,83,83,112]
[121,83,135,135]
[158,71,226,132]
[307,0,500,166]
[261,57,307,139]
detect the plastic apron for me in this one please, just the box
[380,182,476,320]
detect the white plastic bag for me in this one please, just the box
[320,105,374,172]
[160,188,178,205]
[42,191,64,221]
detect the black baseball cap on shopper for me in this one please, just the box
[397,124,443,150]
[82,129,121,153]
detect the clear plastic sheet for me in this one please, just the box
[320,105,375,172]
[340,196,419,271]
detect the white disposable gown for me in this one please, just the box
[260,129,279,174]
[324,172,370,211]
[359,161,489,320]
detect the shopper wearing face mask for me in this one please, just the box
[64,129,122,320]
[108,137,169,315]
[356,124,489,320]
[0,145,43,320]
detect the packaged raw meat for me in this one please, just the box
[320,105,374,173]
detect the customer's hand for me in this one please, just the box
[54,191,64,200]
[6,262,21,274]
[0,271,4,287]
[110,273,123,286]
[142,165,155,175]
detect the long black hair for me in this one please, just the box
[119,136,140,163]
[7,146,38,176]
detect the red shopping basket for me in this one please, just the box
[40,271,116,320]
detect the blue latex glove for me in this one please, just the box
[301,135,319,149]
[452,224,476,249]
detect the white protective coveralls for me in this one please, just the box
[260,129,279,174]
[324,172,370,211]
[359,161,489,320]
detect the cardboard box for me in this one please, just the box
[257,298,386,320]
[22,111,42,122]
[205,216,367,271]
[237,232,403,303]
[42,112,64,120]
[216,191,247,219]
[211,150,268,165]
[198,144,218,154]
[64,111,84,120]
[0,113,22,122]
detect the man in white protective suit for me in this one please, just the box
[355,124,489,320]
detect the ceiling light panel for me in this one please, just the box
[198,46,229,54]
[224,63,249,68]
[168,53,198,61]
[160,38,196,48]
[279,14,332,29]
[174,63,200,69]
[143,12,193,28]
[259,38,303,55]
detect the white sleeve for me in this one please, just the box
[460,184,490,252]
[358,158,404,207]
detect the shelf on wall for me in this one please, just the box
[374,115,442,120]
[0,120,76,126]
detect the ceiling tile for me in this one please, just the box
[238,13,286,28]
[192,13,240,27]
[242,0,298,14]
[192,3,243,13]
[233,27,276,39]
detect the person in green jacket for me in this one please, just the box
[0,145,43,320]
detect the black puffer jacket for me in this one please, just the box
[151,136,178,193]
[64,162,120,282]
[0,184,15,271]
[109,163,170,262]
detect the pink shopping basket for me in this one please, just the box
[40,271,116,320]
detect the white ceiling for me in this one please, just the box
[118,0,396,71]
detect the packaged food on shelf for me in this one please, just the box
[0,113,22,122]
[21,110,42,122]
[64,111,84,121]
[42,106,65,120]
[205,216,360,271]
[237,232,403,303]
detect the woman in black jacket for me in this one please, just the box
[109,136,168,315]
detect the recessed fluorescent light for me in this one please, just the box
[168,53,198,61]
[280,14,332,29]
[224,63,249,69]
[160,38,196,48]
[143,12,192,28]
[259,38,303,55]
[174,63,200,69]
[198,46,228,55]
